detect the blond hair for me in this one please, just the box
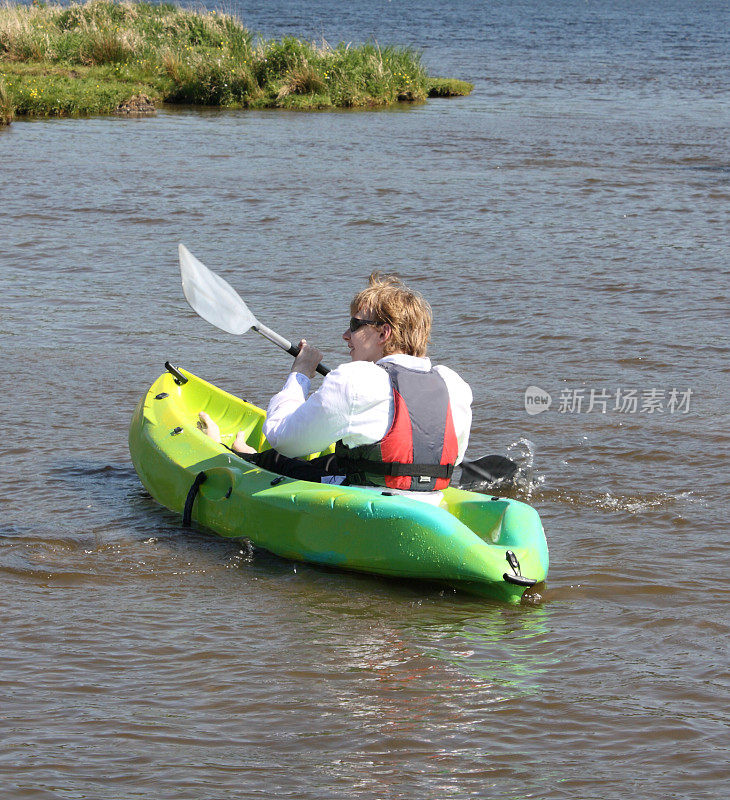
[350,272,432,357]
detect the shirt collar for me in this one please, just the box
[377,354,432,371]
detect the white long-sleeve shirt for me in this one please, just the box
[263,354,472,465]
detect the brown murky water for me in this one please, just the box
[1,1,729,797]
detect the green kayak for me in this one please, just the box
[129,364,549,603]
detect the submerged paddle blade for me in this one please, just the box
[179,243,257,335]
[459,455,519,490]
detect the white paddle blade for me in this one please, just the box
[179,243,257,336]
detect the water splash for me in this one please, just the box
[505,438,546,500]
[458,437,546,498]
[534,488,696,514]
[226,538,255,569]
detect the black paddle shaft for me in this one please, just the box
[286,344,330,376]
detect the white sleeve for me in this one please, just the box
[262,368,353,458]
[455,399,472,466]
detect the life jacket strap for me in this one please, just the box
[336,457,454,480]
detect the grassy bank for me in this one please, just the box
[0,0,472,122]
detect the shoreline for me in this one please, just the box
[0,0,473,125]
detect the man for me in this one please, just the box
[199,272,472,503]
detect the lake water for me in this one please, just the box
[1,0,728,797]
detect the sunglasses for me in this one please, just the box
[348,317,381,333]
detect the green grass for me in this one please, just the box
[0,0,473,119]
[0,73,13,122]
[2,61,157,116]
[427,77,475,98]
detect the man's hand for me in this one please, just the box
[290,339,324,379]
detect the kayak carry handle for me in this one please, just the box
[183,471,207,527]
[165,361,188,385]
[503,550,537,587]
[503,573,538,587]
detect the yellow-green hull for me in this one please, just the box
[129,366,549,603]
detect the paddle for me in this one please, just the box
[459,454,519,488]
[179,243,330,376]
[179,244,520,488]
